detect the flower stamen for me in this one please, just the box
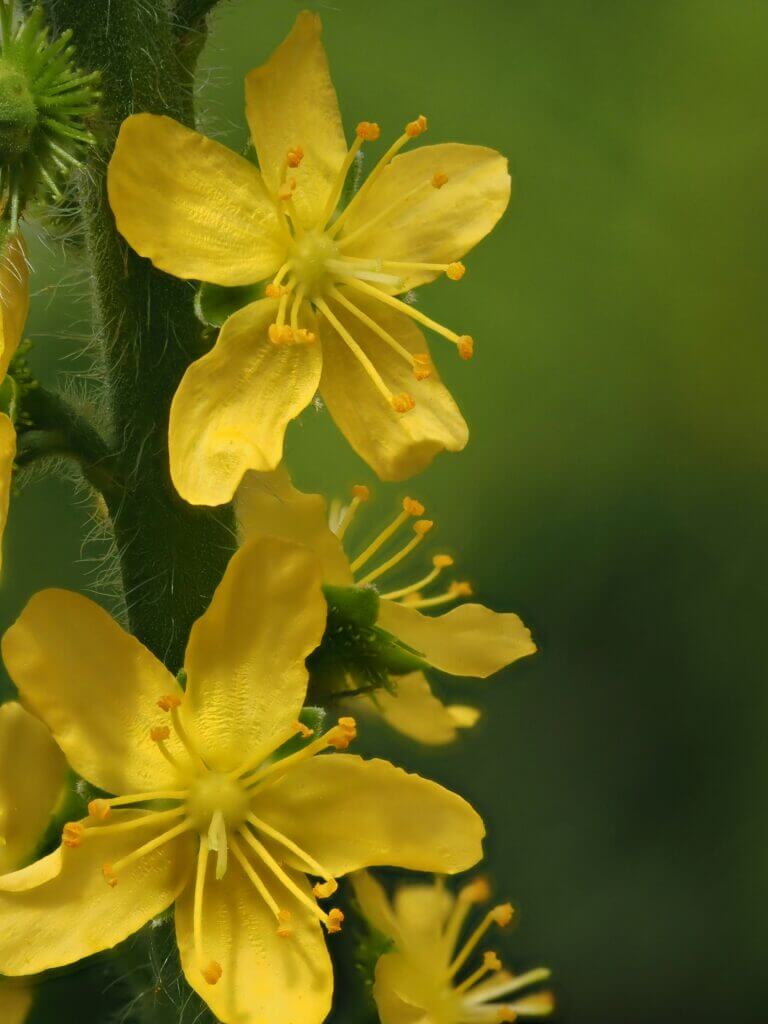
[192,836,222,985]
[229,834,282,922]
[402,580,472,609]
[328,286,428,380]
[349,496,424,572]
[379,553,454,600]
[316,120,380,230]
[335,483,370,540]
[356,519,434,586]
[245,811,337,890]
[455,951,503,995]
[102,818,193,886]
[448,904,515,978]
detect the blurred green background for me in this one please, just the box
[2,0,765,1021]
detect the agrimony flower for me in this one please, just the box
[0,537,484,1024]
[107,10,511,504]
[237,468,535,745]
[353,872,554,1024]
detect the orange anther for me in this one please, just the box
[294,328,317,344]
[496,1010,518,1023]
[268,324,295,345]
[391,392,415,413]
[446,262,466,280]
[150,725,170,742]
[413,353,432,380]
[327,908,344,933]
[402,497,425,517]
[450,580,473,597]
[286,145,304,168]
[277,178,296,201]
[102,863,118,888]
[157,694,181,712]
[328,717,357,750]
[202,960,222,985]
[89,799,111,822]
[277,908,293,937]
[414,519,434,536]
[296,721,314,739]
[352,484,371,501]
[432,171,449,189]
[62,822,83,848]
[406,114,428,137]
[458,335,474,361]
[265,283,290,299]
[313,878,339,899]
[433,554,454,568]
[492,902,514,927]
[356,121,381,141]
[484,951,503,972]
[461,877,491,903]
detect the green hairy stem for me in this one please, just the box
[39,0,234,670]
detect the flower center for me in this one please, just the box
[289,228,339,299]
[186,772,250,833]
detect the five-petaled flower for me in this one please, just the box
[353,872,554,1024]
[236,467,536,745]
[0,537,484,1024]
[106,10,511,504]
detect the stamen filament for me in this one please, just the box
[345,277,466,347]
[238,826,330,926]
[356,521,432,586]
[317,134,365,229]
[245,811,335,883]
[107,819,193,879]
[379,564,443,600]
[102,789,188,808]
[335,486,368,541]
[316,298,396,406]
[83,808,184,837]
[208,809,229,880]
[401,588,463,610]
[270,260,295,290]
[229,721,304,781]
[350,510,410,573]
[337,178,432,251]
[328,286,419,369]
[449,911,500,978]
[244,731,333,791]
[455,952,502,995]
[193,836,209,966]
[329,130,414,238]
[170,706,207,772]
[462,968,552,1007]
[290,283,307,335]
[230,835,281,920]
[155,739,184,772]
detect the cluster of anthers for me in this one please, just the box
[331,485,473,608]
[440,879,552,1024]
[264,114,474,416]
[62,704,359,987]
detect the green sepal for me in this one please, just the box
[0,373,18,422]
[195,280,264,328]
[323,583,380,628]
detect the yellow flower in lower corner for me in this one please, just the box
[0,233,30,573]
[0,537,484,1024]
[107,10,512,504]
[236,468,536,745]
[353,872,554,1024]
[0,700,68,1024]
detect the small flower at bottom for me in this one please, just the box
[353,871,554,1024]
[0,536,484,1024]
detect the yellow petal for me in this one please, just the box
[369,672,461,746]
[0,983,33,1024]
[0,702,66,874]
[1,590,186,795]
[108,114,285,286]
[175,856,332,1024]
[250,754,484,877]
[393,880,453,951]
[0,811,193,975]
[181,537,326,773]
[236,466,353,585]
[373,953,430,1024]
[341,143,511,291]
[169,299,322,506]
[447,704,481,730]
[245,11,347,228]
[0,234,29,380]
[318,293,467,481]
[350,870,399,941]
[377,600,536,678]
[0,413,16,576]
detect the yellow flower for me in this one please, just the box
[0,536,484,1024]
[236,468,536,745]
[0,234,29,572]
[0,701,67,1024]
[353,872,554,1024]
[106,11,511,504]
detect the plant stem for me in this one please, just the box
[39,0,236,669]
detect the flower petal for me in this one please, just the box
[0,983,33,1024]
[175,857,332,1024]
[0,234,29,380]
[350,870,398,941]
[245,11,347,228]
[0,702,66,874]
[250,754,484,877]
[341,143,511,291]
[0,414,16,575]
[373,953,430,1024]
[236,466,353,585]
[169,299,322,506]
[108,114,285,286]
[377,600,536,678]
[181,537,326,773]
[0,812,193,975]
[447,704,481,729]
[1,590,186,795]
[392,880,453,951]
[351,672,459,746]
[318,293,467,481]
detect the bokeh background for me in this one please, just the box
[2,1,765,1021]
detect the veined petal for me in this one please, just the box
[374,953,431,1024]
[378,600,536,678]
[250,754,484,877]
[1,590,187,795]
[341,144,511,291]
[175,857,332,1024]
[366,671,461,746]
[108,114,286,286]
[169,299,322,506]
[0,702,66,874]
[245,11,347,227]
[318,293,467,481]
[181,537,326,773]
[0,812,193,975]
[0,234,29,380]
[0,983,32,1024]
[0,414,16,575]
[236,466,353,586]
